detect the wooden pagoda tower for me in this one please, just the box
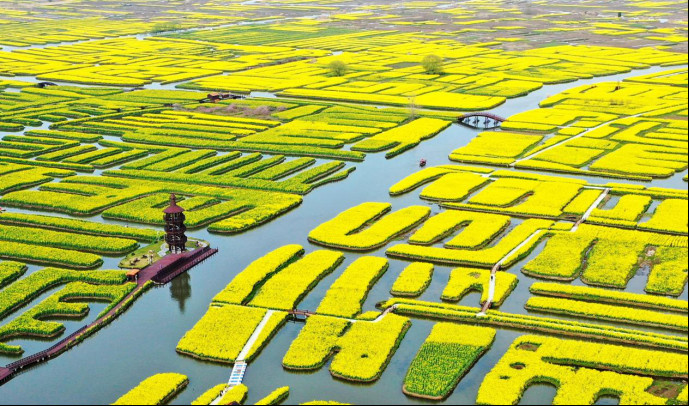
[164,193,187,254]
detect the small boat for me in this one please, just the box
[419,159,427,167]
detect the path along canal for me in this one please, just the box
[0,64,686,404]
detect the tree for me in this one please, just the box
[422,55,444,75]
[151,22,183,34]
[328,60,348,77]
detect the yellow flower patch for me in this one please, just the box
[309,202,430,251]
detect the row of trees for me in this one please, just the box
[327,54,444,76]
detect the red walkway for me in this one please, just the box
[0,246,217,385]
[0,367,10,382]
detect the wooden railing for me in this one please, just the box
[152,247,218,284]
[5,325,88,376]
[458,112,506,122]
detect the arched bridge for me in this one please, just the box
[457,112,506,129]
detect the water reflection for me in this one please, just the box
[170,273,192,313]
[2,65,686,404]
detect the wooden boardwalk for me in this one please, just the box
[151,246,218,284]
[0,245,217,386]
[0,367,11,383]
[0,326,88,385]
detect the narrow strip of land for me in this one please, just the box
[478,230,544,315]
[209,303,399,404]
[572,188,610,232]
[511,104,679,167]
[0,246,217,386]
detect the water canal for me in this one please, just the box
[0,64,686,405]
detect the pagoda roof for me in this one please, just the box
[164,193,185,214]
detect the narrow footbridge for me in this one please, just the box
[477,230,544,317]
[287,309,316,321]
[0,245,218,386]
[0,368,9,383]
[211,310,274,404]
[0,325,87,384]
[458,112,505,129]
[211,305,400,403]
[228,361,247,387]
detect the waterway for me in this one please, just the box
[0,65,686,404]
